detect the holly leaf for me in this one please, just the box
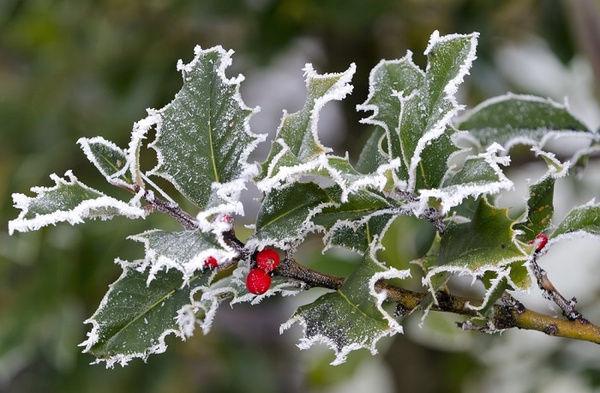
[251,181,396,252]
[515,176,554,242]
[78,137,131,185]
[322,211,397,254]
[129,228,236,282]
[552,201,600,240]
[258,63,355,182]
[281,251,408,365]
[359,31,477,193]
[9,171,146,234]
[143,46,263,211]
[422,199,529,310]
[457,93,593,151]
[81,260,217,367]
[357,54,425,181]
[354,128,389,175]
[313,187,397,254]
[514,148,571,241]
[250,182,331,249]
[256,64,391,201]
[419,143,513,214]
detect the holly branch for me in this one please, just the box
[274,255,600,345]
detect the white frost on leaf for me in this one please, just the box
[131,45,264,215]
[127,112,161,187]
[257,63,392,202]
[9,171,146,235]
[531,146,571,178]
[457,93,596,152]
[129,228,236,284]
[80,259,214,368]
[418,143,513,214]
[280,245,409,366]
[406,31,479,192]
[78,136,129,182]
[368,267,410,334]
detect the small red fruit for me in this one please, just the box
[529,233,548,253]
[246,268,271,295]
[256,248,280,273]
[204,256,218,268]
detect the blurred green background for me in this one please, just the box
[2,0,599,392]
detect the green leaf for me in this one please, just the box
[81,261,216,367]
[147,46,263,209]
[457,93,592,151]
[438,199,526,269]
[9,171,146,234]
[322,211,396,254]
[357,55,425,179]
[419,144,512,213]
[252,181,397,251]
[358,31,477,194]
[129,228,235,281]
[255,63,392,200]
[552,201,600,239]
[252,182,331,248]
[282,252,407,365]
[515,176,554,242]
[403,31,477,191]
[78,137,131,184]
[354,128,389,175]
[422,199,529,310]
[313,187,397,253]
[258,64,355,182]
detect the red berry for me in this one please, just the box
[246,268,271,295]
[220,214,232,224]
[256,248,280,273]
[529,233,548,252]
[204,256,218,268]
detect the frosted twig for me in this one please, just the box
[529,253,589,323]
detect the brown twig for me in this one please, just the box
[529,253,589,323]
[273,256,600,345]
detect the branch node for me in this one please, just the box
[544,324,559,336]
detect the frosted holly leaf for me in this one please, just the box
[418,143,513,214]
[143,45,263,210]
[514,175,554,242]
[321,210,396,254]
[457,93,593,152]
[251,181,397,251]
[78,137,131,185]
[359,31,478,194]
[422,199,529,310]
[281,250,408,365]
[256,64,391,200]
[9,171,146,235]
[129,228,236,283]
[81,260,216,367]
[250,182,331,250]
[312,187,398,253]
[354,128,389,176]
[514,148,571,241]
[357,55,425,180]
[403,31,478,191]
[258,63,354,184]
[551,200,600,240]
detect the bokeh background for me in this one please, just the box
[1,1,600,392]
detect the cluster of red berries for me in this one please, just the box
[246,248,280,295]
